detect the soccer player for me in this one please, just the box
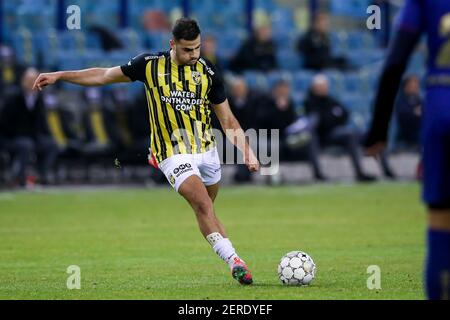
[32,18,259,285]
[364,0,450,299]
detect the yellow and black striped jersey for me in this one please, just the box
[121,51,226,163]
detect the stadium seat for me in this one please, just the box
[292,71,314,93]
[33,29,59,53]
[346,48,385,68]
[191,0,243,31]
[143,31,171,51]
[408,51,426,73]
[128,82,146,100]
[266,71,294,89]
[346,31,365,51]
[58,31,102,53]
[57,51,84,71]
[321,70,344,96]
[254,0,276,12]
[340,93,363,112]
[330,31,348,56]
[271,7,296,34]
[330,0,371,18]
[11,29,36,66]
[32,30,60,69]
[291,92,305,110]
[273,30,300,52]
[87,50,120,68]
[107,50,139,67]
[343,73,365,93]
[116,29,145,52]
[277,50,302,70]
[16,1,54,31]
[216,28,248,57]
[243,71,268,90]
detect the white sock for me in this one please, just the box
[206,232,239,268]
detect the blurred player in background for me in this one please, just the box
[32,18,259,285]
[365,0,450,299]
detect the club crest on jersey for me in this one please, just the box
[168,173,175,186]
[192,71,202,85]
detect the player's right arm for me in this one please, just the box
[33,66,131,91]
[33,52,152,91]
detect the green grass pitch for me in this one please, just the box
[0,182,425,299]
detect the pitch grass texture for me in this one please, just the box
[0,183,425,299]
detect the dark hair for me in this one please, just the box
[172,18,201,41]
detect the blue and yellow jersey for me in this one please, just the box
[121,51,226,163]
[397,0,450,84]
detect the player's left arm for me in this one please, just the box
[213,100,260,172]
[364,31,421,155]
[364,0,424,156]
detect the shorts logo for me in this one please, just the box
[173,163,193,178]
[192,71,202,85]
[168,173,175,186]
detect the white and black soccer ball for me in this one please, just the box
[278,251,316,286]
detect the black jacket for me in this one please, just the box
[229,35,277,72]
[0,90,48,138]
[304,91,349,141]
[257,94,297,138]
[227,90,262,131]
[298,30,332,71]
[395,92,421,145]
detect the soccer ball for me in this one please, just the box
[278,251,316,286]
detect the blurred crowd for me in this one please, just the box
[0,11,423,188]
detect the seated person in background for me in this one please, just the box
[110,87,134,153]
[201,34,223,71]
[0,45,26,102]
[304,75,378,182]
[259,80,327,181]
[81,87,118,158]
[297,12,351,71]
[229,22,277,73]
[131,88,168,184]
[212,77,260,183]
[227,77,259,131]
[42,91,83,156]
[128,87,152,163]
[89,25,124,52]
[0,68,59,186]
[395,75,422,150]
[142,9,171,32]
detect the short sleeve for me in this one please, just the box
[202,58,227,105]
[396,0,425,34]
[120,53,151,82]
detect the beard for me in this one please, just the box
[186,58,198,65]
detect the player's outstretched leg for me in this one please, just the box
[178,175,253,285]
